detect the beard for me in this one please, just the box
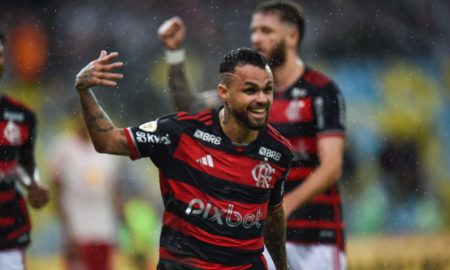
[267,40,287,69]
[226,103,268,131]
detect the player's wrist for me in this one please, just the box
[164,48,186,65]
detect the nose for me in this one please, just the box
[255,91,270,105]
[251,31,262,48]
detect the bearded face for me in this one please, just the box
[266,40,287,69]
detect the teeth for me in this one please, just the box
[250,109,266,113]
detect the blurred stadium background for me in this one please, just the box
[1,0,450,269]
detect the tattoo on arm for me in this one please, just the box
[168,64,195,111]
[264,206,288,270]
[85,111,114,132]
[118,129,130,152]
[78,89,128,155]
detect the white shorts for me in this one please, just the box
[0,249,26,270]
[263,243,346,270]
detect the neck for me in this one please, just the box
[273,51,304,93]
[219,107,259,144]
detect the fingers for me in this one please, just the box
[98,51,119,64]
[97,61,124,71]
[92,71,123,80]
[76,51,124,91]
[98,50,107,60]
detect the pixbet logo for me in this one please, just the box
[185,199,262,229]
[252,162,275,189]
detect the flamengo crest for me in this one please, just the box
[252,162,275,189]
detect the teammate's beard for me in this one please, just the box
[226,102,268,131]
[267,40,286,68]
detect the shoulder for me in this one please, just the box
[265,124,295,155]
[303,67,333,88]
[175,109,214,126]
[3,95,36,115]
[303,68,343,98]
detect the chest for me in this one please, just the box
[270,91,316,124]
[0,110,30,147]
[173,133,284,190]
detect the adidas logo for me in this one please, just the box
[196,154,214,167]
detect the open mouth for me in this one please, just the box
[248,108,267,119]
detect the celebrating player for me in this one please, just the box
[158,1,347,269]
[74,47,293,270]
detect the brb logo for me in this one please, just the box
[185,199,262,229]
[252,162,275,189]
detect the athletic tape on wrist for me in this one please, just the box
[165,49,186,64]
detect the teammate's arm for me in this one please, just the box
[75,50,130,156]
[18,148,49,209]
[283,136,344,217]
[158,17,195,111]
[264,205,288,270]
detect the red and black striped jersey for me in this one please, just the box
[0,94,36,250]
[123,108,293,269]
[268,67,346,251]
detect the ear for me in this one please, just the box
[217,83,229,102]
[286,27,299,49]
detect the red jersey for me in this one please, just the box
[0,94,36,250]
[124,109,293,269]
[269,67,346,251]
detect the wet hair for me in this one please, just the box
[255,0,305,48]
[219,47,268,75]
[0,31,5,45]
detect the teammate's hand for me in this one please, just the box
[75,50,124,92]
[27,182,49,209]
[157,16,186,50]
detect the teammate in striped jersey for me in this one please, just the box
[74,47,293,269]
[0,31,49,270]
[158,1,347,269]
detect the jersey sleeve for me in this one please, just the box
[22,112,37,151]
[122,114,179,165]
[268,170,288,208]
[313,83,346,137]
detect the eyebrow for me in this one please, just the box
[243,81,273,88]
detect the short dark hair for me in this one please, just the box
[219,47,268,74]
[255,0,305,48]
[0,31,6,45]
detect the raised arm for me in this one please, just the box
[264,205,288,270]
[74,50,130,156]
[158,17,195,111]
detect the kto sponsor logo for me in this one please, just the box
[185,198,262,229]
[252,162,275,189]
[258,146,281,161]
[194,129,221,145]
[136,131,171,145]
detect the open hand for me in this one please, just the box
[75,50,124,91]
[157,16,186,50]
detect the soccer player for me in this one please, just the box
[74,47,293,270]
[0,31,49,269]
[49,116,124,270]
[158,1,347,269]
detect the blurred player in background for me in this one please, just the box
[0,31,49,270]
[49,115,125,270]
[74,48,293,269]
[158,1,347,269]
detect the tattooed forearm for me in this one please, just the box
[77,88,125,154]
[85,111,114,132]
[168,63,195,112]
[264,206,288,270]
[80,89,115,134]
